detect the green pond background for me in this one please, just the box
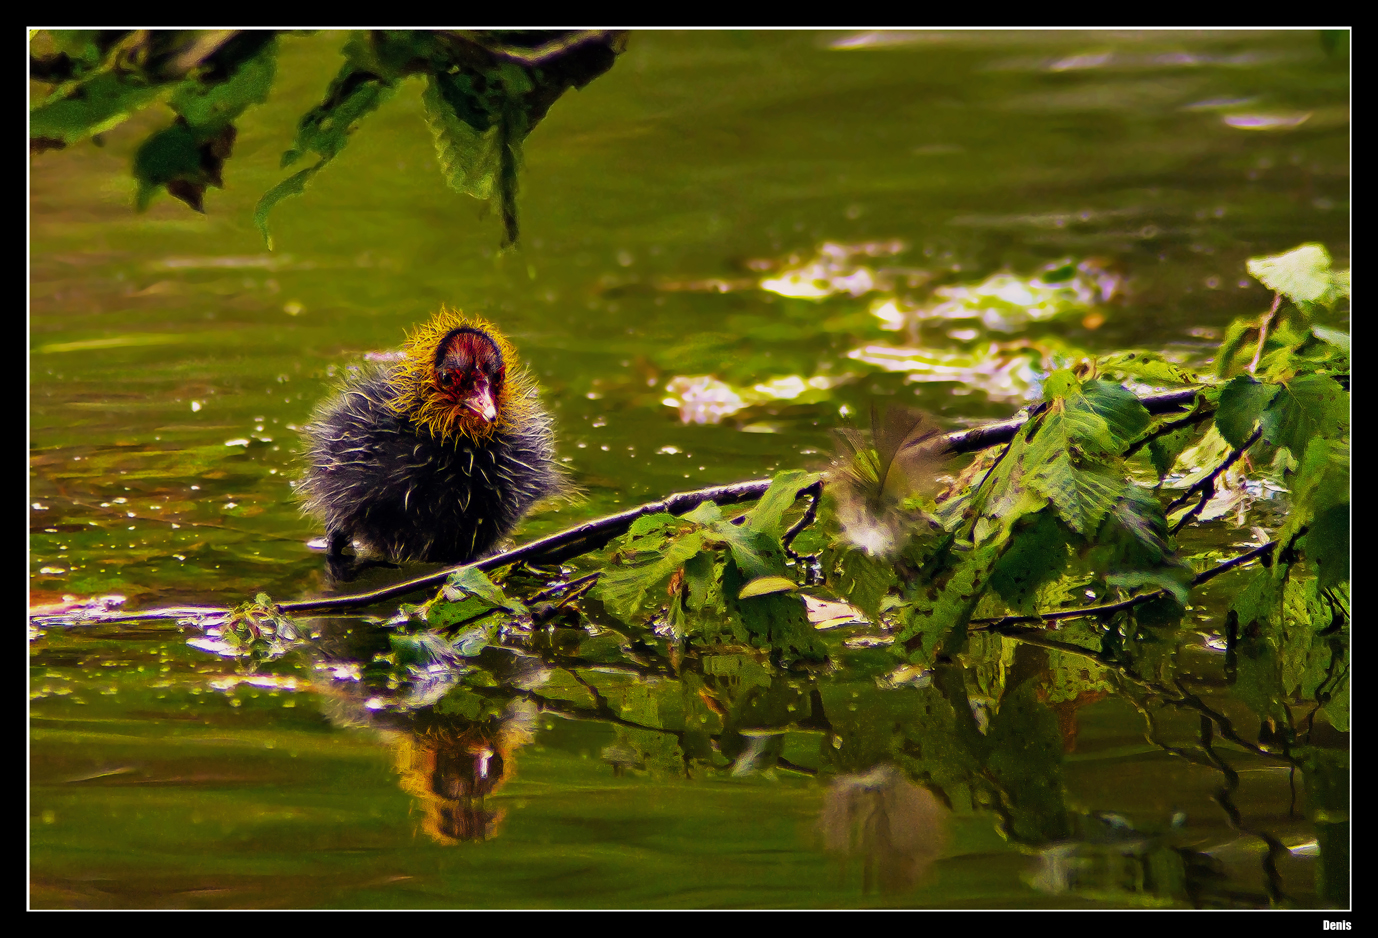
[29,30,1349,908]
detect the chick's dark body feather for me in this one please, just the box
[300,365,562,565]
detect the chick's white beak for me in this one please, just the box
[464,386,498,423]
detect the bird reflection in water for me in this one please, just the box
[392,701,537,844]
[822,765,951,894]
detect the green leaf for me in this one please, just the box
[627,511,679,538]
[1246,243,1332,304]
[746,469,818,538]
[283,65,395,166]
[1076,378,1151,452]
[682,501,723,526]
[1214,375,1279,450]
[1092,484,1173,569]
[1147,424,1197,480]
[1027,455,1123,537]
[1301,504,1350,591]
[132,120,237,212]
[1311,325,1350,357]
[445,565,511,609]
[451,622,496,656]
[253,162,322,249]
[722,559,822,659]
[682,549,716,612]
[595,531,706,621]
[1097,351,1200,387]
[424,595,493,629]
[1259,374,1349,459]
[422,73,504,201]
[1106,570,1190,607]
[169,35,277,130]
[738,575,797,599]
[984,680,1072,842]
[389,631,463,668]
[988,509,1071,614]
[30,71,167,145]
[255,64,394,247]
[1214,318,1258,379]
[718,527,781,582]
[1041,368,1081,402]
[898,541,1003,662]
[823,545,897,621]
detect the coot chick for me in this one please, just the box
[299,309,565,576]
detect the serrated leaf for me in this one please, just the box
[1301,504,1349,591]
[746,469,818,538]
[897,541,1003,662]
[1019,403,1127,536]
[1259,374,1349,459]
[718,527,782,581]
[1041,368,1081,401]
[256,64,394,247]
[1311,325,1350,357]
[445,565,513,609]
[452,622,496,657]
[422,73,503,201]
[1076,378,1151,452]
[390,631,463,668]
[682,549,716,612]
[682,501,723,526]
[283,65,394,167]
[738,575,797,599]
[627,511,680,538]
[824,546,897,620]
[595,531,706,621]
[1246,243,1332,304]
[425,595,492,629]
[723,560,822,658]
[1215,375,1279,450]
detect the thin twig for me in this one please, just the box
[1123,394,1214,459]
[1167,426,1263,534]
[1248,293,1284,374]
[279,478,788,614]
[943,387,1201,456]
[971,539,1277,631]
[781,479,824,563]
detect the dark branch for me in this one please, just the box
[1167,426,1263,535]
[971,539,1277,630]
[26,385,1250,627]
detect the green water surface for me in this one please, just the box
[30,30,1349,909]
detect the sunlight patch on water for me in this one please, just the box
[758,240,924,300]
[663,372,853,425]
[1222,112,1312,131]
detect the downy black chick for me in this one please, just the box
[298,309,566,576]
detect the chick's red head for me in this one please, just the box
[387,308,534,443]
[433,327,506,428]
